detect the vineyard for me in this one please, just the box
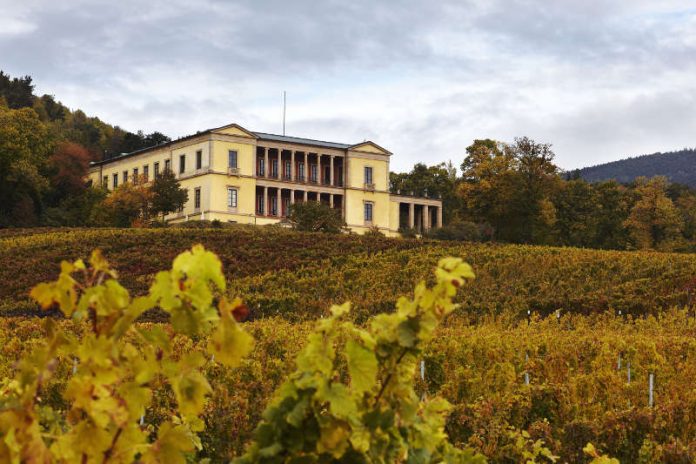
[1,226,696,462]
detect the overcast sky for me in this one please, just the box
[2,0,696,172]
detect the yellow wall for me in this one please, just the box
[210,140,256,176]
[346,155,389,191]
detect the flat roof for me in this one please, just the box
[253,132,352,150]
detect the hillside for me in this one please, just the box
[577,148,696,186]
[2,226,694,321]
[1,226,695,461]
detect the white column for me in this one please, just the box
[422,205,430,231]
[330,155,335,186]
[291,150,296,181]
[303,152,307,182]
[409,203,415,229]
[263,187,268,216]
[330,194,334,209]
[436,206,443,228]
[290,189,295,204]
[303,190,308,202]
[316,192,321,203]
[264,148,269,179]
[277,188,282,216]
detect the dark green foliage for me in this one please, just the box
[150,169,189,218]
[288,201,346,233]
[428,221,483,242]
[578,148,696,187]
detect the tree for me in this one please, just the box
[509,137,561,243]
[0,104,52,226]
[552,179,599,247]
[288,201,345,233]
[98,181,152,227]
[0,71,34,109]
[624,177,683,250]
[150,169,188,219]
[592,180,633,249]
[458,139,521,241]
[47,142,92,201]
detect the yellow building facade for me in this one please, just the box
[88,123,442,236]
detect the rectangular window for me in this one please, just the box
[257,195,264,215]
[228,150,238,169]
[310,164,318,182]
[364,166,373,185]
[270,196,278,216]
[196,150,202,170]
[123,170,128,183]
[133,168,139,184]
[258,158,265,176]
[194,187,201,209]
[364,202,373,222]
[143,165,149,182]
[103,176,108,188]
[154,162,160,179]
[284,160,291,179]
[271,159,278,178]
[180,155,186,174]
[298,162,305,181]
[227,188,238,208]
[164,159,170,172]
[112,173,118,188]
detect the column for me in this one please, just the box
[291,150,296,181]
[290,189,295,205]
[422,205,430,231]
[263,186,268,216]
[303,190,308,202]
[303,152,307,182]
[409,203,415,229]
[330,155,335,186]
[317,192,321,203]
[264,147,269,179]
[329,194,334,209]
[277,188,282,217]
[436,206,443,228]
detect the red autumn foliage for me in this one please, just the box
[49,142,91,196]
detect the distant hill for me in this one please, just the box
[577,148,696,186]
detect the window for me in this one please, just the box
[154,162,160,179]
[284,160,291,179]
[258,158,265,176]
[364,202,374,222]
[298,162,305,180]
[196,150,202,170]
[310,164,318,182]
[164,159,170,172]
[112,173,118,188]
[103,176,108,188]
[364,166,373,185]
[270,196,278,216]
[179,155,186,174]
[228,150,238,169]
[323,166,331,185]
[227,187,238,208]
[123,170,128,183]
[194,187,201,209]
[133,168,139,184]
[257,195,265,215]
[143,165,149,182]
[271,158,278,178]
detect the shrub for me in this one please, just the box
[287,201,346,233]
[429,221,482,241]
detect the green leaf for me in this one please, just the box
[345,340,377,396]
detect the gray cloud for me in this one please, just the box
[2,0,696,171]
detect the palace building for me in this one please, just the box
[88,123,442,236]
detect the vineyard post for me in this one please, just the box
[627,361,631,384]
[420,360,425,381]
[527,309,531,326]
[556,309,561,325]
[617,352,622,371]
[649,372,654,407]
[524,351,530,385]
